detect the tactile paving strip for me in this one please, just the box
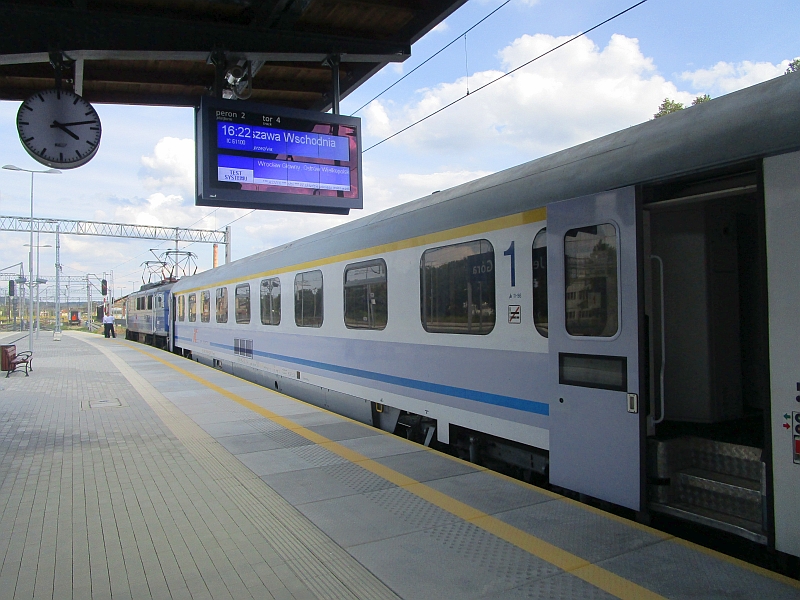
[242,415,284,433]
[265,427,316,448]
[510,572,618,599]
[290,443,350,467]
[426,519,562,590]
[365,486,460,529]
[321,461,397,494]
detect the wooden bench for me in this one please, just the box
[1,344,32,378]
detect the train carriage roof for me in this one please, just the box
[173,72,800,292]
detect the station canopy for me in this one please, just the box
[0,0,467,110]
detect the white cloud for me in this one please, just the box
[139,137,195,194]
[363,34,695,167]
[430,22,450,34]
[681,59,794,95]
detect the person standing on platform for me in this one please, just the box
[102,310,116,338]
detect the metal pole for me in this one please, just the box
[225,226,231,264]
[28,172,34,352]
[328,54,341,115]
[86,274,90,331]
[55,226,61,333]
[35,227,40,336]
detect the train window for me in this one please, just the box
[235,284,251,324]
[564,223,619,337]
[260,278,281,325]
[420,239,496,334]
[188,294,196,322]
[156,295,163,309]
[294,270,323,328]
[344,259,387,330]
[215,287,228,323]
[147,295,153,310]
[200,290,211,323]
[532,229,548,337]
[177,295,185,321]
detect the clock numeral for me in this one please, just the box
[40,148,47,156]
[59,152,63,162]
[18,121,28,125]
[90,126,99,131]
[73,97,79,105]
[23,104,33,112]
[23,137,34,142]
[86,140,95,147]
[75,150,81,157]
[84,111,93,116]
[37,94,44,102]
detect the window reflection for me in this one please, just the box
[344,259,387,330]
[532,229,548,337]
[420,239,495,334]
[295,270,323,327]
[235,284,251,324]
[260,278,281,326]
[564,224,618,337]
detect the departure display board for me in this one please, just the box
[196,97,362,214]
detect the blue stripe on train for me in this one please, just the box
[178,337,549,416]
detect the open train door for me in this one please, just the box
[547,187,644,511]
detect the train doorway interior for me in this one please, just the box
[641,164,771,544]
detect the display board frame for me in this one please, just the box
[196,97,363,215]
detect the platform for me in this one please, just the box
[0,331,797,599]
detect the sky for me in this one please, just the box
[0,0,796,300]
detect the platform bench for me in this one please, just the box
[1,345,32,378]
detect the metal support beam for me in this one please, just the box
[324,54,341,115]
[54,225,61,333]
[225,226,231,264]
[0,215,226,244]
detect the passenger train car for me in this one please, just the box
[165,74,800,559]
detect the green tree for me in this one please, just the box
[786,58,800,74]
[653,98,684,118]
[692,94,711,105]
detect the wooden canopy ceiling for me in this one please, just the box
[0,0,466,110]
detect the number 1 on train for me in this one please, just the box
[504,241,516,287]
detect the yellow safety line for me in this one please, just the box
[127,344,667,600]
[175,207,547,294]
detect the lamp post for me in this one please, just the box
[24,241,52,337]
[3,165,61,352]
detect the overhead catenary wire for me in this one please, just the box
[350,0,511,116]
[363,0,650,153]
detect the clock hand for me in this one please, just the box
[50,120,79,140]
[58,120,99,126]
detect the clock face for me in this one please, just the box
[16,89,102,169]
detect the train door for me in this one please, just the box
[546,186,644,511]
[642,165,772,546]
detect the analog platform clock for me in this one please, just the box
[16,88,102,169]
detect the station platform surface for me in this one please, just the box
[0,331,798,600]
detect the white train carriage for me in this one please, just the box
[171,73,800,558]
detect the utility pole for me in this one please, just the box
[54,225,61,335]
[86,274,91,331]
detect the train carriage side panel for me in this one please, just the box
[764,149,800,559]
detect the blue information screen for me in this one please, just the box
[197,97,362,214]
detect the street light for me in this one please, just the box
[3,165,61,352]
[24,242,51,336]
